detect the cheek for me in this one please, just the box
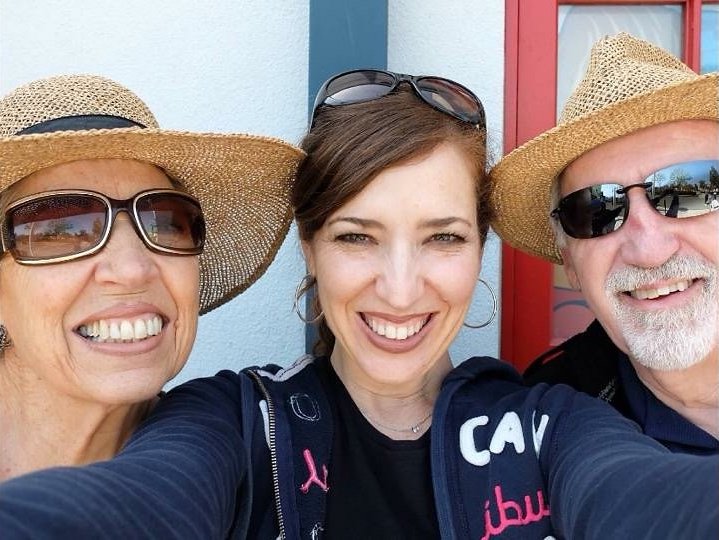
[313,254,380,342]
[159,258,199,370]
[0,265,89,362]
[428,255,481,308]
[0,264,82,329]
[691,214,719,262]
[565,244,616,313]
[315,263,361,316]
[167,258,201,311]
[567,240,608,285]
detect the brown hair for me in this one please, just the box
[292,89,490,355]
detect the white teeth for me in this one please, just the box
[134,319,148,340]
[99,320,110,340]
[77,315,163,343]
[120,321,134,340]
[364,316,428,341]
[110,323,121,340]
[148,316,162,336]
[629,279,692,300]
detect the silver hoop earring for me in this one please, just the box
[463,278,498,329]
[0,324,11,351]
[293,274,324,324]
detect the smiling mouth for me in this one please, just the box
[626,279,694,300]
[361,314,431,341]
[76,315,164,343]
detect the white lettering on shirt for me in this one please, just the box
[459,410,551,467]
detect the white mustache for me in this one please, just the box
[605,254,716,294]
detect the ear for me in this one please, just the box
[560,247,581,291]
[300,240,315,276]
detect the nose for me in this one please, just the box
[374,242,425,310]
[93,214,160,286]
[618,190,681,268]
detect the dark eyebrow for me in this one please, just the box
[420,217,473,228]
[326,216,384,229]
[326,216,473,229]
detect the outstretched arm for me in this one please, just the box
[0,371,250,539]
[544,390,719,539]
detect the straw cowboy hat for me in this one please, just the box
[490,32,719,264]
[0,74,304,313]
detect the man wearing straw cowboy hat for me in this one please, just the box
[492,33,718,454]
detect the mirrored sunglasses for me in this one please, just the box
[1,189,206,264]
[551,159,719,239]
[311,69,486,128]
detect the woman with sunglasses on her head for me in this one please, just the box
[0,73,301,522]
[0,70,717,540]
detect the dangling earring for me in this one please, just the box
[293,274,324,324]
[463,278,498,329]
[0,324,11,351]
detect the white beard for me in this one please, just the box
[605,255,718,371]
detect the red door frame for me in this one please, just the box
[501,0,714,370]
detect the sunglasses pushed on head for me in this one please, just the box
[311,69,485,129]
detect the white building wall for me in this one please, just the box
[0,0,505,383]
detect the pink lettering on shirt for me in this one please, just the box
[480,485,551,539]
[299,448,330,493]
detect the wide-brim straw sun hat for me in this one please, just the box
[0,74,304,314]
[490,32,719,264]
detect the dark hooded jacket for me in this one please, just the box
[0,355,717,539]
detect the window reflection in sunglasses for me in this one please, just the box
[554,159,719,239]
[3,190,205,264]
[11,197,106,259]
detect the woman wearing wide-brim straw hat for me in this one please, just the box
[0,74,303,482]
[490,32,719,264]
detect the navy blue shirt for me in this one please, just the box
[617,357,719,454]
[525,319,719,455]
[0,356,717,539]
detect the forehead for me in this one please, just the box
[5,159,173,204]
[331,142,478,220]
[560,120,719,192]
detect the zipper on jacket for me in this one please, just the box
[247,370,286,540]
[432,379,459,540]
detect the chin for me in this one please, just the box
[88,371,169,405]
[627,330,716,372]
